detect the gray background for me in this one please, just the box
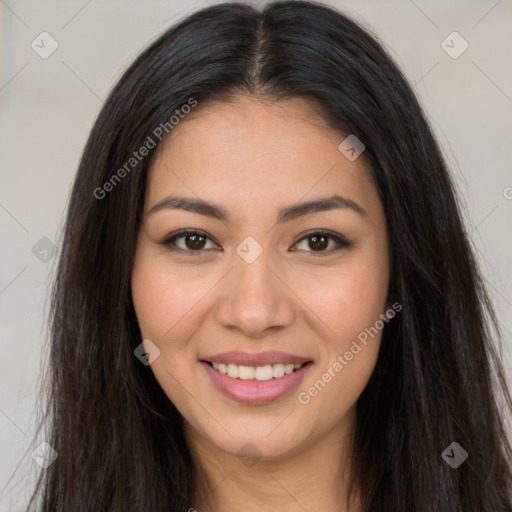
[1,0,511,509]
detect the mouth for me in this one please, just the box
[200,354,313,405]
[204,361,309,381]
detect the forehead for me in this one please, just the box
[145,95,380,222]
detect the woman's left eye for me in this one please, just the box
[293,231,351,253]
[158,229,350,255]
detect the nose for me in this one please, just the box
[214,250,296,339]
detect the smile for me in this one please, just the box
[208,362,305,381]
[201,353,313,405]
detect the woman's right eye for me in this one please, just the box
[158,230,219,253]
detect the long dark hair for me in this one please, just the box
[29,1,512,510]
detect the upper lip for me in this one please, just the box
[201,351,312,366]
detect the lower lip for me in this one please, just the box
[202,362,312,405]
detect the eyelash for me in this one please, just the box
[158,229,351,256]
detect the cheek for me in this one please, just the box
[298,247,389,400]
[131,252,207,408]
[131,265,180,341]
[131,247,214,342]
[306,251,389,345]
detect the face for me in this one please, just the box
[131,95,390,461]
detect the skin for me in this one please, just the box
[131,95,390,512]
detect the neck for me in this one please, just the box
[186,408,360,512]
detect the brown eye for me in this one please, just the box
[160,230,218,253]
[306,234,329,251]
[294,231,351,254]
[183,234,207,250]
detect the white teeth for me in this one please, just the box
[209,361,305,381]
[238,365,255,380]
[272,364,285,378]
[284,364,294,374]
[255,365,273,381]
[227,364,238,378]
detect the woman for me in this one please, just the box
[29,1,512,510]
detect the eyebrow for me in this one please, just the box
[147,194,366,222]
